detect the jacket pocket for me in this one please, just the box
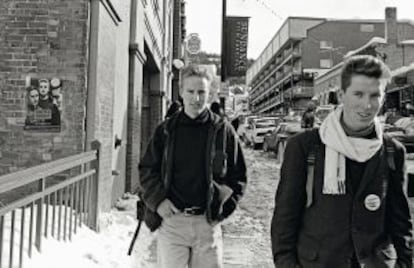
[297,233,321,262]
[376,243,397,260]
[363,243,397,268]
[143,207,162,232]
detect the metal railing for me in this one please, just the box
[0,141,101,268]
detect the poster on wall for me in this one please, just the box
[24,77,62,132]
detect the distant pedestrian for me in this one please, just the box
[210,101,224,117]
[271,55,413,267]
[301,101,316,129]
[138,65,247,268]
[328,88,339,105]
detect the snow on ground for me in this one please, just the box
[19,146,280,268]
[2,195,155,268]
[221,146,280,267]
[21,194,158,268]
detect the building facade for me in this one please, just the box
[0,0,176,221]
[246,14,414,115]
[314,8,414,111]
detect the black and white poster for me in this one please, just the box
[24,77,62,132]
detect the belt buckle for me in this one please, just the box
[183,207,198,216]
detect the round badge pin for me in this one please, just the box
[364,194,381,211]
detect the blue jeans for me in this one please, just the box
[157,213,223,268]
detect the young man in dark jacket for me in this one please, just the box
[271,55,413,268]
[138,65,247,268]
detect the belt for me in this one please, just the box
[181,207,205,216]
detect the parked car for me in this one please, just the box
[245,117,279,149]
[237,115,258,142]
[263,121,302,162]
[385,117,414,153]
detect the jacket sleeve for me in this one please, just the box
[385,140,413,268]
[219,123,247,219]
[271,133,307,267]
[137,124,168,212]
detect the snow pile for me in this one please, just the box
[21,194,156,268]
[344,37,387,58]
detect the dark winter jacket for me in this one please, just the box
[138,109,247,228]
[271,129,413,268]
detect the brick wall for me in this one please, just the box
[383,44,405,70]
[403,46,414,68]
[302,21,386,69]
[0,0,89,175]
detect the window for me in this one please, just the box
[360,24,374,32]
[320,40,333,49]
[320,59,333,68]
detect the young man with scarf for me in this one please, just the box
[138,65,247,268]
[271,55,413,268]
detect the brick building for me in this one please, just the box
[246,12,414,115]
[0,0,179,216]
[314,8,414,111]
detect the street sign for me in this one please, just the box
[186,33,201,55]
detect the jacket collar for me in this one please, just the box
[164,109,224,134]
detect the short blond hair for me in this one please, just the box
[181,65,212,81]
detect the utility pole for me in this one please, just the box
[220,0,227,110]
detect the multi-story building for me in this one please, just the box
[246,12,414,115]
[314,8,414,112]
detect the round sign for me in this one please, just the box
[364,194,381,211]
[186,33,201,55]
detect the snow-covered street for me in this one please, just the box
[221,147,279,267]
[23,146,280,268]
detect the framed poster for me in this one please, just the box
[24,77,62,132]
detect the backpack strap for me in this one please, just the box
[305,129,321,208]
[383,134,396,171]
[306,148,316,208]
[223,123,227,154]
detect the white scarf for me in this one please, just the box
[318,107,383,194]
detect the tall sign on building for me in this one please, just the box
[223,16,249,78]
[186,33,201,55]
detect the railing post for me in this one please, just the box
[89,140,101,231]
[35,178,45,252]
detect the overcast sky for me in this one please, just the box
[186,0,414,59]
